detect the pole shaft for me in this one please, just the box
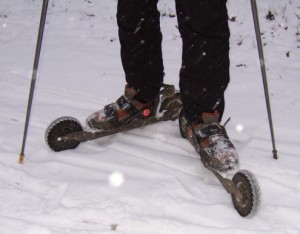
[250,0,278,159]
[19,0,49,164]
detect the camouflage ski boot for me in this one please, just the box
[179,111,239,173]
[87,84,182,130]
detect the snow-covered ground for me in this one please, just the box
[1,0,300,233]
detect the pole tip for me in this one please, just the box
[273,149,278,160]
[19,153,25,164]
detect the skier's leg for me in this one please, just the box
[87,1,180,130]
[117,0,164,102]
[175,0,230,124]
[176,0,239,172]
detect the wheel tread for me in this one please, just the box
[45,116,83,152]
[232,170,261,218]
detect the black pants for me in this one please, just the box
[117,0,230,123]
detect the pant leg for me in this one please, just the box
[117,0,164,102]
[175,0,230,123]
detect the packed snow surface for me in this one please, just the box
[1,0,300,233]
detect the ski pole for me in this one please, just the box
[19,0,49,164]
[250,0,278,159]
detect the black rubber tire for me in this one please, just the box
[231,170,261,218]
[45,117,83,152]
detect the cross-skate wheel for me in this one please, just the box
[231,170,261,218]
[45,116,83,152]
